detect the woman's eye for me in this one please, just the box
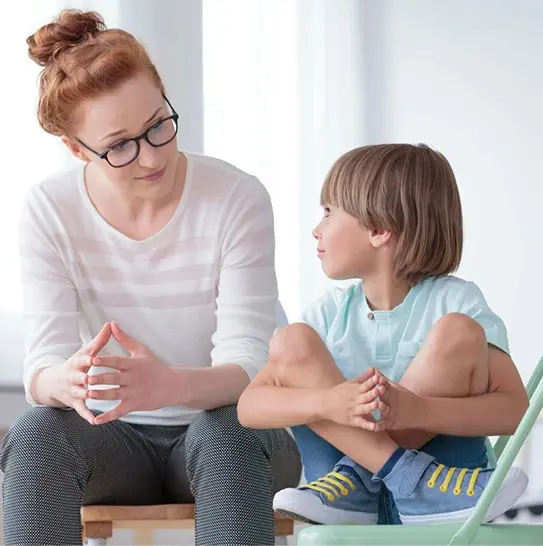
[323,206,331,216]
[149,119,165,133]
[111,140,131,152]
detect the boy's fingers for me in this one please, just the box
[355,385,385,405]
[356,375,379,394]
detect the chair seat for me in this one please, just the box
[297,522,543,546]
[82,504,195,522]
[81,503,294,540]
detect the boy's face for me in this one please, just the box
[312,205,373,280]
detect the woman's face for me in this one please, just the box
[64,71,179,199]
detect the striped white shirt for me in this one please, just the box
[19,152,278,425]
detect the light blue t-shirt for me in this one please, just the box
[301,275,509,382]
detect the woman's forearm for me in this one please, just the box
[168,364,253,410]
[237,383,326,428]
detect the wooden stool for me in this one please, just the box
[81,504,293,545]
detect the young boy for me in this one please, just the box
[237,143,529,525]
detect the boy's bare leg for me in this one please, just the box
[268,314,489,472]
[268,323,396,473]
[392,312,489,448]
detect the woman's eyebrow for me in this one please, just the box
[100,106,162,142]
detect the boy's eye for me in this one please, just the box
[323,206,331,216]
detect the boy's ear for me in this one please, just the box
[369,228,393,248]
[61,135,91,163]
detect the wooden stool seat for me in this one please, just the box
[81,503,293,544]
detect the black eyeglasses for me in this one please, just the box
[76,95,179,168]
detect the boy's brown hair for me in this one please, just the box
[320,143,463,285]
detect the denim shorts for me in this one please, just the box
[291,425,489,525]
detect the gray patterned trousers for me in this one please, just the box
[0,405,301,546]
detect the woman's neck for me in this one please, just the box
[84,153,187,240]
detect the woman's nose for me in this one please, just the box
[137,139,161,169]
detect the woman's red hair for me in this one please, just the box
[27,9,165,136]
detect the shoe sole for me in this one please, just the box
[400,467,529,525]
[273,488,378,525]
[274,508,321,525]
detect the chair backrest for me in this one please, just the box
[450,352,543,545]
[492,353,543,461]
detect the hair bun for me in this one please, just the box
[27,9,105,67]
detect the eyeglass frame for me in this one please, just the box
[75,95,179,168]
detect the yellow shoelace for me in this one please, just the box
[426,464,481,496]
[302,472,356,502]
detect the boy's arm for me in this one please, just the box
[238,364,380,430]
[237,367,327,428]
[396,280,528,438]
[380,346,529,437]
[417,346,529,435]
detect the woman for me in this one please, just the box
[0,9,301,546]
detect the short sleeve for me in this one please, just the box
[300,288,340,342]
[452,281,509,354]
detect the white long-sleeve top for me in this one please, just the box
[18,152,278,425]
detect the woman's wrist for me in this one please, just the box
[30,366,66,407]
[163,366,188,406]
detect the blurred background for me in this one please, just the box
[1,0,543,540]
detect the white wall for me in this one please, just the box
[360,0,543,381]
[2,0,540,382]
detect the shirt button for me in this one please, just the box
[367,312,374,320]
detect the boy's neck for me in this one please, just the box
[363,274,411,311]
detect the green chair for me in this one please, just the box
[297,355,543,545]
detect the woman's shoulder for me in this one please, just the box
[19,166,85,244]
[186,151,252,178]
[24,165,83,211]
[185,152,268,199]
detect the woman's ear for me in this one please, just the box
[61,135,91,163]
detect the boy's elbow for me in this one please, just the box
[509,391,530,434]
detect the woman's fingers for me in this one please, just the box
[87,372,122,386]
[73,400,96,425]
[88,387,123,401]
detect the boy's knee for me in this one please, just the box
[431,313,486,355]
[269,323,323,364]
[268,323,326,385]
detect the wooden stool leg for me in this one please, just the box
[134,528,154,545]
[84,521,112,545]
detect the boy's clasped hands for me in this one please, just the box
[324,367,421,432]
